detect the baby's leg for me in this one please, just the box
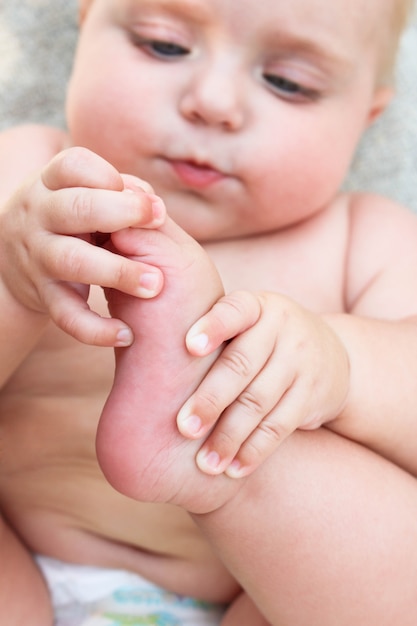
[221,592,271,625]
[98,219,417,622]
[97,217,242,513]
[0,513,53,625]
[195,428,417,625]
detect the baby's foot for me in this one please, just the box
[96,217,242,513]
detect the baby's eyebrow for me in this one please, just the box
[263,30,355,74]
[133,0,212,24]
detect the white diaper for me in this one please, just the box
[36,555,225,626]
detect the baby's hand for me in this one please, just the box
[177,291,350,478]
[0,147,165,346]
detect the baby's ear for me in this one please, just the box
[366,86,394,127]
[78,0,94,24]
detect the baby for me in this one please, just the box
[1,0,417,624]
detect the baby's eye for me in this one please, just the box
[263,73,316,101]
[150,40,190,57]
[132,35,190,59]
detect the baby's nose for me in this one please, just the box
[179,60,246,131]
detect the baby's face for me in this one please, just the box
[68,0,391,241]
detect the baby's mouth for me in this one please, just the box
[168,159,226,189]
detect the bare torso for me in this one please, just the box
[0,125,349,602]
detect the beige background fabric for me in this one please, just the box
[0,0,416,211]
[0,0,77,130]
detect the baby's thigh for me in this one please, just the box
[221,592,270,625]
[0,512,53,625]
[195,428,417,625]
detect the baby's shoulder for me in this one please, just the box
[346,191,417,253]
[342,191,417,310]
[0,124,68,200]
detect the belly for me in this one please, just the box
[0,394,236,603]
[0,314,237,603]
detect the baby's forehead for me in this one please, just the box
[98,0,405,64]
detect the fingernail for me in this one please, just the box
[225,459,244,479]
[179,413,203,437]
[187,332,209,353]
[138,271,161,297]
[149,194,166,223]
[115,327,134,347]
[197,449,221,474]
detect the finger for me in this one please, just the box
[224,380,313,478]
[41,235,163,298]
[119,175,166,224]
[42,147,124,191]
[186,290,262,355]
[121,173,155,195]
[43,282,134,347]
[177,322,275,439]
[43,187,164,235]
[194,359,295,475]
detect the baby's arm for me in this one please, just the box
[178,194,417,478]
[323,195,417,476]
[0,139,165,385]
[177,290,349,477]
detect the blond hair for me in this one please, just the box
[379,0,415,84]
